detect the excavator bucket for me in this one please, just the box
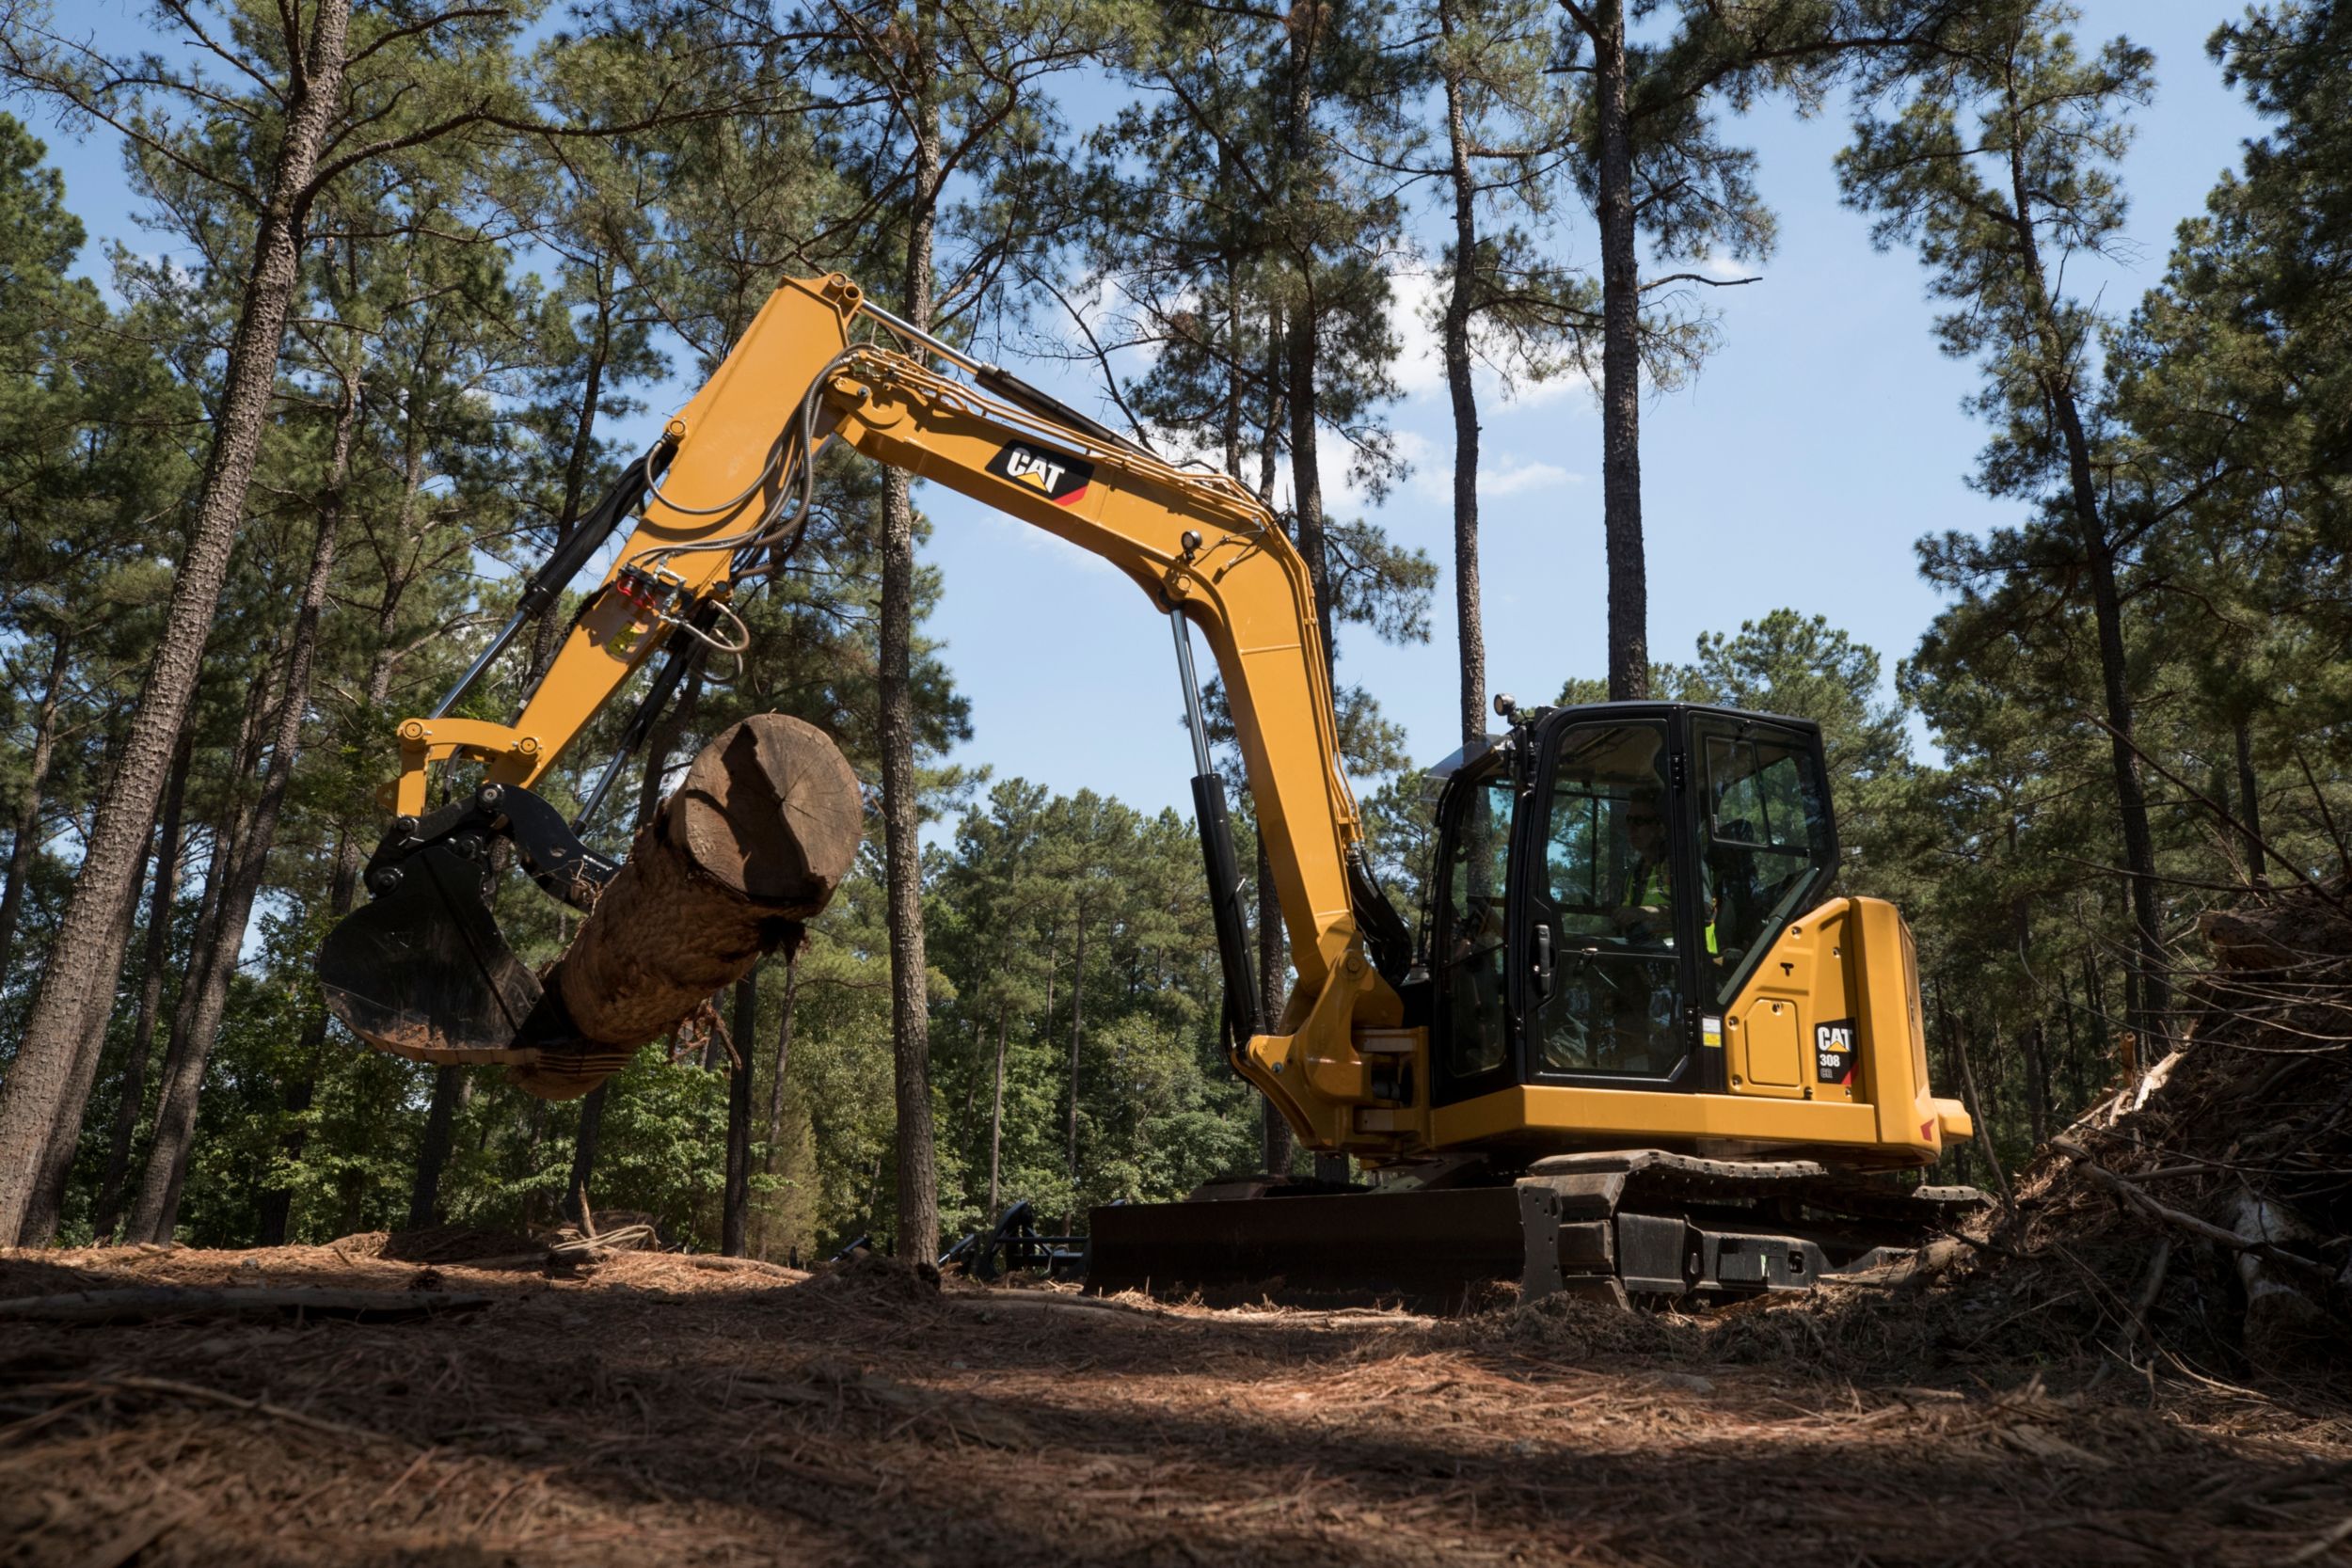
[316,841,544,1065]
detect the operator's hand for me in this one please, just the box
[1612,904,1661,933]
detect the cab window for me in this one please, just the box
[1695,726,1836,1005]
[1534,721,1685,1080]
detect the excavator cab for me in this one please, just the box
[1426,703,1840,1113]
[1092,700,1978,1309]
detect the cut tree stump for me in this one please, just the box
[512,714,862,1101]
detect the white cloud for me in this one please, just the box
[1482,458,1580,498]
[1387,272,1448,401]
[1403,445,1585,506]
[1383,265,1601,412]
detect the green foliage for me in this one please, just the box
[9,0,2352,1265]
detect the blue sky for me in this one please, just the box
[27,1,2265,828]
[920,2,2265,822]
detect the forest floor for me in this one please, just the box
[3,1232,2349,1568]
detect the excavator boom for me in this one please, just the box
[322,273,1401,1152]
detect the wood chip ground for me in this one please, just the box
[2,1242,2347,1566]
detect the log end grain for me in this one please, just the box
[673,715,863,911]
[514,715,861,1101]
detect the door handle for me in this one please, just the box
[1533,922,1553,1003]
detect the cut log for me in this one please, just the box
[512,715,862,1101]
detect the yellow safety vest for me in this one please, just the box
[1624,859,1719,956]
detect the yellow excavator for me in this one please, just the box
[319,272,1975,1308]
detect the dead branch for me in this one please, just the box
[2048,1138,2334,1283]
[0,1287,490,1323]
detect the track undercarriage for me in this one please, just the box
[1084,1151,1983,1314]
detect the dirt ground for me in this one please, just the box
[3,1239,2348,1568]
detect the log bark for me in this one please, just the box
[512,715,860,1101]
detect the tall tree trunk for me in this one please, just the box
[1258,305,1285,505]
[137,662,276,1202]
[1590,0,1648,701]
[2005,852,2048,1145]
[723,968,755,1256]
[94,730,192,1242]
[1066,912,1087,1180]
[1248,322,1294,1181]
[1219,241,1246,488]
[564,1082,608,1231]
[2022,1020,2050,1147]
[2234,715,2266,885]
[985,1005,1007,1218]
[24,818,154,1231]
[0,0,355,1242]
[260,362,364,1246]
[2058,971,2088,1112]
[405,1067,463,1229]
[1438,0,1486,746]
[756,948,800,1259]
[2002,136,2165,1053]
[0,628,71,980]
[881,58,943,1267]
[1946,1004,2010,1209]
[763,948,799,1167]
[122,494,345,1244]
[1280,13,1350,1191]
[527,295,615,688]
[2080,947,2113,1069]
[1281,6,1335,676]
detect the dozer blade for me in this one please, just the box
[317,842,544,1065]
[1086,1187,1529,1314]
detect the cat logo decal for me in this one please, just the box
[988,440,1094,506]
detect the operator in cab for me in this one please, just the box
[1612,787,1675,944]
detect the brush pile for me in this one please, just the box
[1922,874,2352,1377]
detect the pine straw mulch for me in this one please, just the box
[3,1233,2350,1568]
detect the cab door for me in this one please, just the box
[1516,712,1699,1090]
[1428,752,1519,1107]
